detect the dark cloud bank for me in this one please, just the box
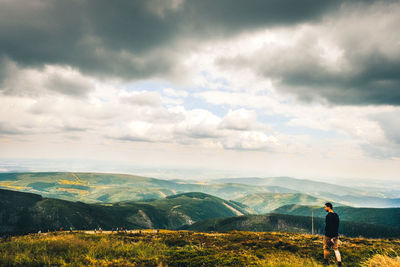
[1,0,399,106]
[0,0,343,78]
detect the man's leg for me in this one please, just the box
[324,249,330,259]
[323,236,330,265]
[334,249,341,266]
[324,249,330,265]
[332,237,342,266]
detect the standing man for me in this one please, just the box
[323,202,341,266]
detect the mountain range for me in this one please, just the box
[233,193,333,214]
[271,204,400,229]
[1,172,399,208]
[0,189,247,235]
[184,213,400,238]
[1,172,399,238]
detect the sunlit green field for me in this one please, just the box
[1,230,399,266]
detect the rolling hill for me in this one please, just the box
[318,193,400,208]
[0,172,297,204]
[0,189,249,235]
[271,204,400,229]
[2,187,400,238]
[211,177,366,196]
[1,172,399,209]
[184,213,400,238]
[233,193,336,214]
[0,172,180,203]
[212,176,400,208]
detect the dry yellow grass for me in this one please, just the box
[58,179,87,186]
[58,173,89,187]
[0,181,26,190]
[1,231,399,266]
[361,254,400,267]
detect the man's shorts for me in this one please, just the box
[323,236,339,250]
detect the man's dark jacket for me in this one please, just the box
[325,212,339,237]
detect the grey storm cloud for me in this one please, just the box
[1,0,397,106]
[258,48,400,106]
[354,110,400,159]
[371,111,400,145]
[44,71,94,97]
[0,0,344,81]
[237,49,400,106]
[216,1,400,106]
[121,92,163,107]
[0,122,23,135]
[0,57,94,97]
[111,135,156,143]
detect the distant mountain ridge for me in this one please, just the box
[211,176,400,208]
[0,189,249,235]
[234,193,337,214]
[184,213,400,238]
[2,187,400,238]
[271,204,400,229]
[0,172,299,204]
[211,176,365,195]
[1,172,399,208]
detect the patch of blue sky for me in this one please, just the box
[279,124,344,139]
[124,80,173,92]
[199,71,231,89]
[122,79,228,117]
[183,94,228,117]
[124,79,201,99]
[258,113,291,125]
[258,114,344,139]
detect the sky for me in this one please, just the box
[0,0,400,182]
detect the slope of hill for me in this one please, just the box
[184,213,400,238]
[0,172,297,203]
[234,193,336,214]
[2,187,400,239]
[319,193,400,208]
[211,177,366,196]
[0,189,249,235]
[136,192,250,228]
[211,176,400,208]
[271,204,400,229]
[0,172,180,203]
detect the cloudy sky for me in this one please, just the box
[1,0,400,181]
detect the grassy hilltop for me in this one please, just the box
[1,230,399,266]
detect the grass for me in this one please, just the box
[361,254,400,267]
[0,230,399,266]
